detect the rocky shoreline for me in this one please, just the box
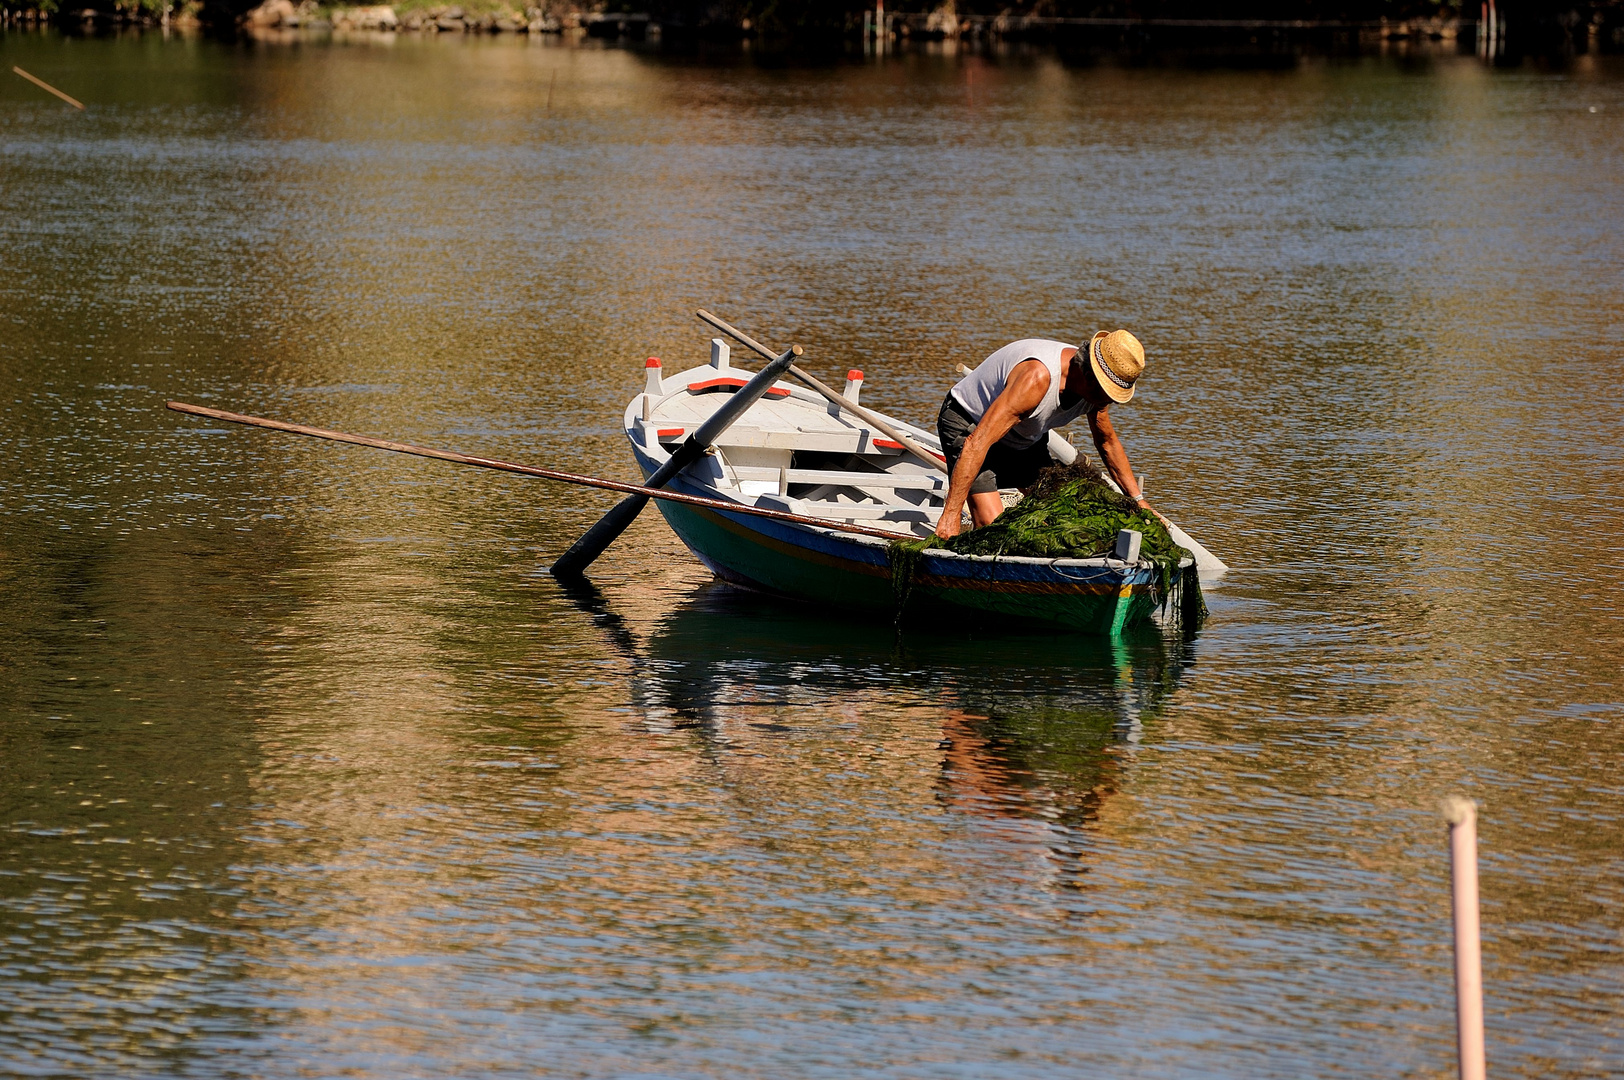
[236,4,1478,54]
[5,1,1611,61]
[0,1,643,35]
[243,0,590,35]
[223,2,1480,50]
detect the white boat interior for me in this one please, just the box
[622,339,955,539]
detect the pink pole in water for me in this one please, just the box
[1444,797,1486,1080]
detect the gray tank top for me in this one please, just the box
[949,338,1087,449]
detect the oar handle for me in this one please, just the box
[12,66,86,110]
[787,361,946,472]
[691,344,801,447]
[697,308,780,365]
[696,309,949,473]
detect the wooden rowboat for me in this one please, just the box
[626,340,1196,635]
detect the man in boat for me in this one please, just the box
[934,330,1149,539]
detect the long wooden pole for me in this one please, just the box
[1444,797,1487,1080]
[695,309,950,474]
[164,401,915,543]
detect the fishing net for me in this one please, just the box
[886,459,1206,626]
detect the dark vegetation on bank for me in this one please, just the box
[3,0,1620,63]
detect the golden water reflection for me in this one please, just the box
[1,30,1622,1079]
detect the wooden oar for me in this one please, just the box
[550,343,803,577]
[165,400,914,544]
[696,309,949,474]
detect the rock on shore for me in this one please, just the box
[332,4,397,29]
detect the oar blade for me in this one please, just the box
[549,493,651,578]
[1164,520,1229,580]
[548,341,801,580]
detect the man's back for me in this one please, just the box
[950,338,1084,448]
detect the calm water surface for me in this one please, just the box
[2,31,1622,1079]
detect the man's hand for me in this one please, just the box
[934,511,962,541]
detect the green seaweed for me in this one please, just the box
[887,460,1206,625]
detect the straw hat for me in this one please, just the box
[1087,329,1145,404]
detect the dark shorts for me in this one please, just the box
[937,392,1055,496]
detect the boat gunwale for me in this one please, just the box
[627,444,1185,580]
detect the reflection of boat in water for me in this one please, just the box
[591,582,1193,863]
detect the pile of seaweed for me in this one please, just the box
[886,460,1205,623]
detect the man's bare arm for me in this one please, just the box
[935,360,1050,539]
[1088,407,1150,508]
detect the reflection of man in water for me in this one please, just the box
[938,709,1118,851]
[935,330,1149,539]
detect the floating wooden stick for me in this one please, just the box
[1444,797,1487,1080]
[12,66,85,110]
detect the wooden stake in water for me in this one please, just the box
[1444,797,1487,1080]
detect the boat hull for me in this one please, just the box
[633,446,1165,634]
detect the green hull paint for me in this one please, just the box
[657,501,892,610]
[654,500,1163,635]
[924,576,1157,635]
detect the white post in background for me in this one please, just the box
[1444,797,1487,1080]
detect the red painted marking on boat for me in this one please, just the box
[657,428,685,438]
[688,377,790,398]
[868,438,944,460]
[847,370,863,380]
[645,356,662,368]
